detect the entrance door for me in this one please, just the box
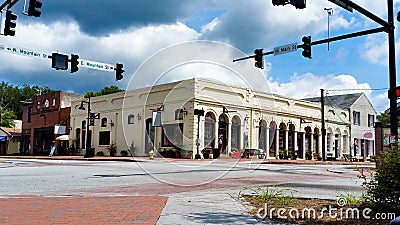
[335,134,340,159]
[145,118,155,155]
[217,115,228,158]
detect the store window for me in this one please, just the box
[175,109,186,120]
[204,113,215,148]
[99,131,110,145]
[231,116,241,151]
[161,123,183,147]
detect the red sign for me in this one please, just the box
[364,132,373,138]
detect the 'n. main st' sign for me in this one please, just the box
[274,43,298,56]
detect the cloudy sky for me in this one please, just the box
[0,0,399,113]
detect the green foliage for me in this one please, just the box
[336,192,366,205]
[360,148,400,212]
[0,81,55,119]
[84,86,124,98]
[0,109,16,127]
[377,112,400,127]
[239,185,297,204]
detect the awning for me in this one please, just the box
[56,135,76,141]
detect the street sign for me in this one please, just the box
[79,59,115,72]
[0,44,49,59]
[274,42,298,56]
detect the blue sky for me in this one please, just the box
[0,0,400,113]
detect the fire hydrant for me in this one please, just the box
[149,150,154,160]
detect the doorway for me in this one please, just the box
[217,114,228,158]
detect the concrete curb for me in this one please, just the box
[0,155,376,166]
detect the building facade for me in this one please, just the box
[21,91,82,155]
[0,120,22,155]
[70,78,352,159]
[305,93,376,160]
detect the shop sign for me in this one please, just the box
[364,132,373,138]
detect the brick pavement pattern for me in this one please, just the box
[0,196,168,225]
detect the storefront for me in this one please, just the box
[70,78,351,159]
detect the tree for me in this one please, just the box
[0,109,16,128]
[377,112,400,127]
[0,82,55,119]
[84,86,124,98]
[361,147,400,213]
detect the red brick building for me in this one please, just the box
[21,91,82,155]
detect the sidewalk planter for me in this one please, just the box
[107,143,117,157]
[120,150,128,157]
[231,152,241,159]
[201,149,210,159]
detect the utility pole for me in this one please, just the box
[387,0,398,137]
[321,89,326,161]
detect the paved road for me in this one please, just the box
[0,158,371,224]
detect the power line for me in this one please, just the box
[327,88,389,92]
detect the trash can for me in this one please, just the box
[85,148,95,158]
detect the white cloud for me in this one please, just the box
[201,18,219,33]
[0,20,200,91]
[268,72,388,113]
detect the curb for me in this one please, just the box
[0,155,376,166]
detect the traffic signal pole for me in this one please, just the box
[0,0,19,11]
[387,0,398,137]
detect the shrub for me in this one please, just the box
[96,151,105,156]
[360,148,400,212]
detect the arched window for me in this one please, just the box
[101,118,107,127]
[128,114,135,124]
[76,128,81,149]
[231,116,241,151]
[204,112,215,148]
[258,121,267,151]
[175,109,186,120]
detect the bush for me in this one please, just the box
[360,148,400,212]
[96,151,105,156]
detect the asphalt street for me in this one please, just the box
[0,158,370,224]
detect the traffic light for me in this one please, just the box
[397,11,400,22]
[301,36,312,59]
[396,87,400,98]
[290,0,306,9]
[70,54,79,73]
[389,86,400,99]
[115,63,124,80]
[4,11,17,36]
[272,0,306,9]
[272,0,286,6]
[254,49,264,69]
[28,0,42,17]
[51,53,68,70]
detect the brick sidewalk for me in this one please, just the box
[0,196,168,225]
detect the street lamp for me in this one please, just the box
[78,97,93,158]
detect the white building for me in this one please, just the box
[70,78,352,160]
[305,93,376,160]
